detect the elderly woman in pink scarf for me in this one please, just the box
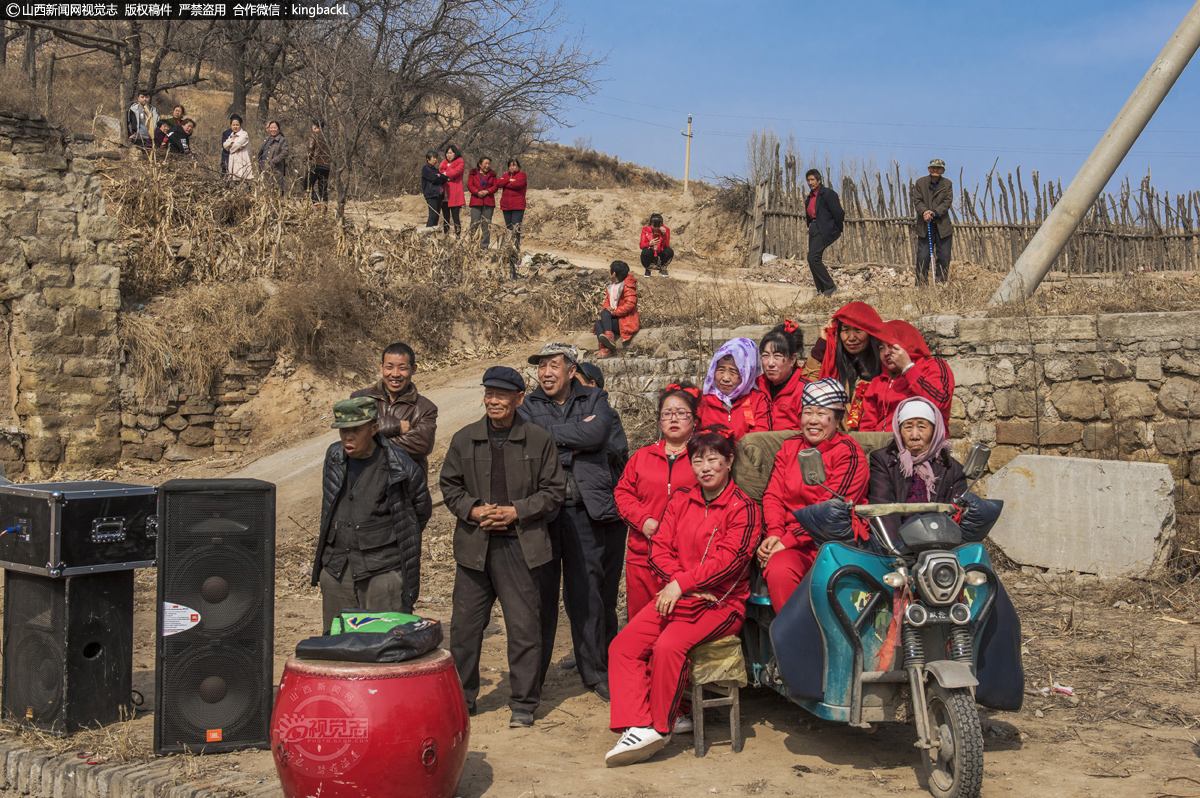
[866,396,967,538]
[697,337,767,440]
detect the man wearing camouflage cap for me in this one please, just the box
[912,158,954,286]
[519,342,621,701]
[311,396,433,632]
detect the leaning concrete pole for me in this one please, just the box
[990,2,1200,305]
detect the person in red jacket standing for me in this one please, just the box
[606,431,760,767]
[495,157,528,254]
[438,144,466,237]
[759,378,869,612]
[697,338,767,440]
[467,155,498,248]
[858,320,954,432]
[639,213,673,277]
[614,384,700,620]
[595,260,640,358]
[756,320,809,431]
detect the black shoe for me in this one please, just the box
[509,709,535,728]
[590,681,611,702]
[559,658,577,670]
[644,268,652,277]
[468,705,477,717]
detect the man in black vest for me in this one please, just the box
[312,396,432,632]
[803,168,846,297]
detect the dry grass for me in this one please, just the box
[11,714,152,764]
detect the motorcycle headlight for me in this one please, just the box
[915,551,965,606]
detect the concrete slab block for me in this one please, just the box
[1097,311,1200,340]
[987,454,1175,577]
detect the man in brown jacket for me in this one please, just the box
[352,342,439,479]
[912,158,954,285]
[306,120,332,203]
[440,366,565,729]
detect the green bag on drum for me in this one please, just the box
[329,611,422,635]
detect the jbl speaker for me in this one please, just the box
[154,479,275,754]
[1,569,134,735]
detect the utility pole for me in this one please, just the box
[990,2,1200,304]
[682,114,693,194]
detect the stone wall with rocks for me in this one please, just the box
[0,111,120,479]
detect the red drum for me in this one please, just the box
[271,649,470,798]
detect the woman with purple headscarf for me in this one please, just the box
[697,338,767,440]
[867,396,967,538]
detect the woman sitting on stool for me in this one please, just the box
[606,431,760,768]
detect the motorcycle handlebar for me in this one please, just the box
[852,502,958,517]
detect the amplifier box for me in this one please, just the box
[0,482,157,577]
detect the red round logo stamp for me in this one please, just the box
[275,682,370,777]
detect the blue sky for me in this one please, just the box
[547,0,1200,197]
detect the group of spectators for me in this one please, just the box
[421,145,528,252]
[311,293,965,766]
[125,90,334,202]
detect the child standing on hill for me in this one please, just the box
[595,260,640,358]
[639,213,673,277]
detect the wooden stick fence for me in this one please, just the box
[748,161,1200,274]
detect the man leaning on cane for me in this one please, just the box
[913,158,953,286]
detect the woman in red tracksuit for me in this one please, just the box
[697,337,767,440]
[614,384,700,620]
[467,156,497,248]
[760,378,870,612]
[607,431,760,767]
[438,144,466,236]
[802,301,885,430]
[858,319,954,432]
[495,157,528,252]
[756,320,809,431]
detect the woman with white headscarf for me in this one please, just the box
[867,396,967,539]
[696,338,767,440]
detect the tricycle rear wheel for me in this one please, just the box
[921,683,983,798]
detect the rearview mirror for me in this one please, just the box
[797,448,827,486]
[963,444,991,480]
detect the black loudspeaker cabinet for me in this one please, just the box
[154,479,275,754]
[1,569,134,735]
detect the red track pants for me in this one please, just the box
[608,602,743,735]
[763,547,817,612]
[624,558,662,621]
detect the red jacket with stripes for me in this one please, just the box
[858,355,955,432]
[755,368,810,431]
[763,432,869,551]
[697,391,768,440]
[648,481,761,607]
[614,440,698,565]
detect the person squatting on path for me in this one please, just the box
[606,431,761,767]
[595,260,640,358]
[759,379,869,612]
[519,343,623,701]
[468,156,498,248]
[803,301,885,430]
[614,384,700,620]
[439,145,466,237]
[803,169,846,297]
[351,342,439,481]
[441,366,565,729]
[311,397,433,632]
[422,150,449,229]
[697,338,767,441]
[639,213,673,277]
[755,321,809,431]
[912,158,953,285]
[859,319,954,432]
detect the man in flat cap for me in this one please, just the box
[312,396,433,633]
[441,366,565,728]
[912,158,954,286]
[519,343,621,701]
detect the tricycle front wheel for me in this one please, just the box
[921,683,983,798]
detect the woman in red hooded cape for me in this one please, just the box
[858,319,954,432]
[801,301,885,430]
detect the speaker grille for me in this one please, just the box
[155,480,275,753]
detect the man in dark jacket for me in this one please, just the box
[912,158,954,286]
[803,168,846,297]
[351,342,438,480]
[312,397,433,633]
[519,343,621,701]
[441,366,565,728]
[422,150,448,229]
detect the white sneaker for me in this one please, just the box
[605,726,667,767]
[672,715,694,734]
